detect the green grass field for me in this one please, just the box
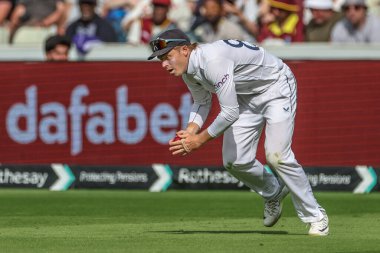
[0,190,379,253]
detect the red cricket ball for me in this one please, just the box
[173,134,181,141]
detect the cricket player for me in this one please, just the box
[148,28,329,236]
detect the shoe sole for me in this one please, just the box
[308,231,329,236]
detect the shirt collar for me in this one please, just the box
[186,47,199,75]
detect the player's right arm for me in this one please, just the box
[182,75,212,133]
[169,75,213,156]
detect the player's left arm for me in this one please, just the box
[204,58,239,137]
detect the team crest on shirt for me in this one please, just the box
[214,74,229,90]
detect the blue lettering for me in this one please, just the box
[223,40,259,51]
[214,74,230,89]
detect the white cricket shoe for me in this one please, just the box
[308,208,329,236]
[263,186,289,227]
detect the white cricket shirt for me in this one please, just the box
[182,39,285,137]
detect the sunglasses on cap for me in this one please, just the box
[342,5,365,11]
[150,38,188,52]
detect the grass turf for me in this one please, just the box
[0,190,379,253]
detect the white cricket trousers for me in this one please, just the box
[222,65,324,223]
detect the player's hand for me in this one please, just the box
[169,130,188,156]
[169,131,203,156]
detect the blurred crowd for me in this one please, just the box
[1,0,380,60]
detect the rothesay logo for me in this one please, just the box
[214,74,229,90]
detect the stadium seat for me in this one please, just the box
[12,26,55,44]
[0,26,9,44]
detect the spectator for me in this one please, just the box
[258,0,304,44]
[44,34,71,61]
[168,0,192,31]
[331,0,380,42]
[8,0,66,44]
[223,0,260,41]
[102,0,131,42]
[123,0,177,44]
[188,0,207,31]
[66,0,117,57]
[257,0,274,25]
[64,0,106,25]
[191,0,246,42]
[0,0,14,26]
[304,0,343,42]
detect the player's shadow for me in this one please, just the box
[152,230,290,235]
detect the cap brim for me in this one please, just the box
[147,46,174,60]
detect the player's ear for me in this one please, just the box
[181,45,190,57]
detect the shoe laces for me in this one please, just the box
[264,199,280,216]
[310,215,328,230]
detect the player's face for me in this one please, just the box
[159,46,189,76]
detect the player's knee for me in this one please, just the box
[266,152,283,169]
